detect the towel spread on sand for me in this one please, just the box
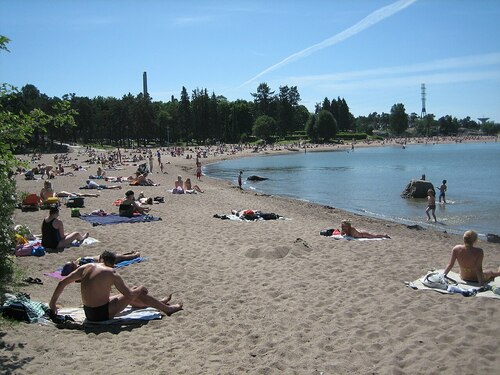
[58,306,162,325]
[406,269,500,300]
[79,213,161,226]
[331,234,388,241]
[44,257,147,280]
[72,237,100,246]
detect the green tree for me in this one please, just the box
[179,87,192,143]
[305,113,318,142]
[316,110,337,141]
[251,83,275,118]
[252,115,276,142]
[389,103,408,135]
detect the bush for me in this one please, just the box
[0,168,17,284]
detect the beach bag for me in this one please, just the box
[66,197,84,208]
[422,271,456,290]
[71,208,81,217]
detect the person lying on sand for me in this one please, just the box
[57,191,100,198]
[49,250,183,322]
[82,179,122,190]
[340,220,390,239]
[443,230,500,285]
[61,251,141,276]
[41,206,89,249]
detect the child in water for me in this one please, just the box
[438,179,447,203]
[426,189,437,222]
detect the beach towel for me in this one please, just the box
[406,269,500,300]
[331,234,388,241]
[79,213,161,226]
[213,212,285,221]
[71,237,100,247]
[58,306,162,325]
[44,257,147,280]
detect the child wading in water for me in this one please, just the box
[438,179,447,203]
[426,188,437,222]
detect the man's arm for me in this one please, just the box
[112,271,147,300]
[443,247,458,276]
[475,250,485,285]
[49,266,85,313]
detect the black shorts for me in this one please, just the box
[84,302,110,321]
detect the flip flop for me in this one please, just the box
[23,277,43,285]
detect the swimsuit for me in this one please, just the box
[428,204,436,210]
[84,302,110,321]
[41,218,60,249]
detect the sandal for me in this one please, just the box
[23,277,43,285]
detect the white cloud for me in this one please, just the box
[240,0,418,87]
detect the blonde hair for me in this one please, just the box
[463,230,478,248]
[341,220,351,227]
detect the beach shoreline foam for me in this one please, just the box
[3,139,500,374]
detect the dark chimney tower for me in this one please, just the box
[143,72,148,97]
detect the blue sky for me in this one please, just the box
[1,0,499,123]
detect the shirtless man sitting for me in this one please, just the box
[49,251,183,321]
[443,230,500,285]
[340,220,390,239]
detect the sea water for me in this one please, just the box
[204,142,500,236]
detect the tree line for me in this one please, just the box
[3,81,496,151]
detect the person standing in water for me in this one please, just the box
[238,171,243,189]
[438,179,447,203]
[426,189,437,222]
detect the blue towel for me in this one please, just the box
[114,257,147,268]
[80,213,161,226]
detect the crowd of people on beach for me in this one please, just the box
[11,137,500,324]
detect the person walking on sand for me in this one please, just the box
[438,179,447,203]
[443,230,500,285]
[238,171,243,189]
[41,206,89,249]
[426,188,437,222]
[49,250,182,321]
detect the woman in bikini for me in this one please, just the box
[443,230,500,285]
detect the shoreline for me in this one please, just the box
[199,138,499,238]
[3,140,500,374]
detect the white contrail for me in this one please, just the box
[239,0,418,88]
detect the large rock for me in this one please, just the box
[401,180,435,199]
[247,175,268,181]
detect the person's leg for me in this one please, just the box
[115,252,141,263]
[432,208,437,222]
[426,207,431,221]
[483,267,500,281]
[58,232,89,248]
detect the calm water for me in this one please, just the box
[204,142,500,236]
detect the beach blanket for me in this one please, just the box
[213,212,285,221]
[406,269,500,300]
[80,213,161,226]
[72,237,100,246]
[58,306,162,325]
[44,257,147,280]
[331,234,388,241]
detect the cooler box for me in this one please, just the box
[66,197,84,208]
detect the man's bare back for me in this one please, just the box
[444,230,500,285]
[79,263,115,308]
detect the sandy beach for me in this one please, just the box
[2,142,500,375]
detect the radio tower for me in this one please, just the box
[420,83,426,118]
